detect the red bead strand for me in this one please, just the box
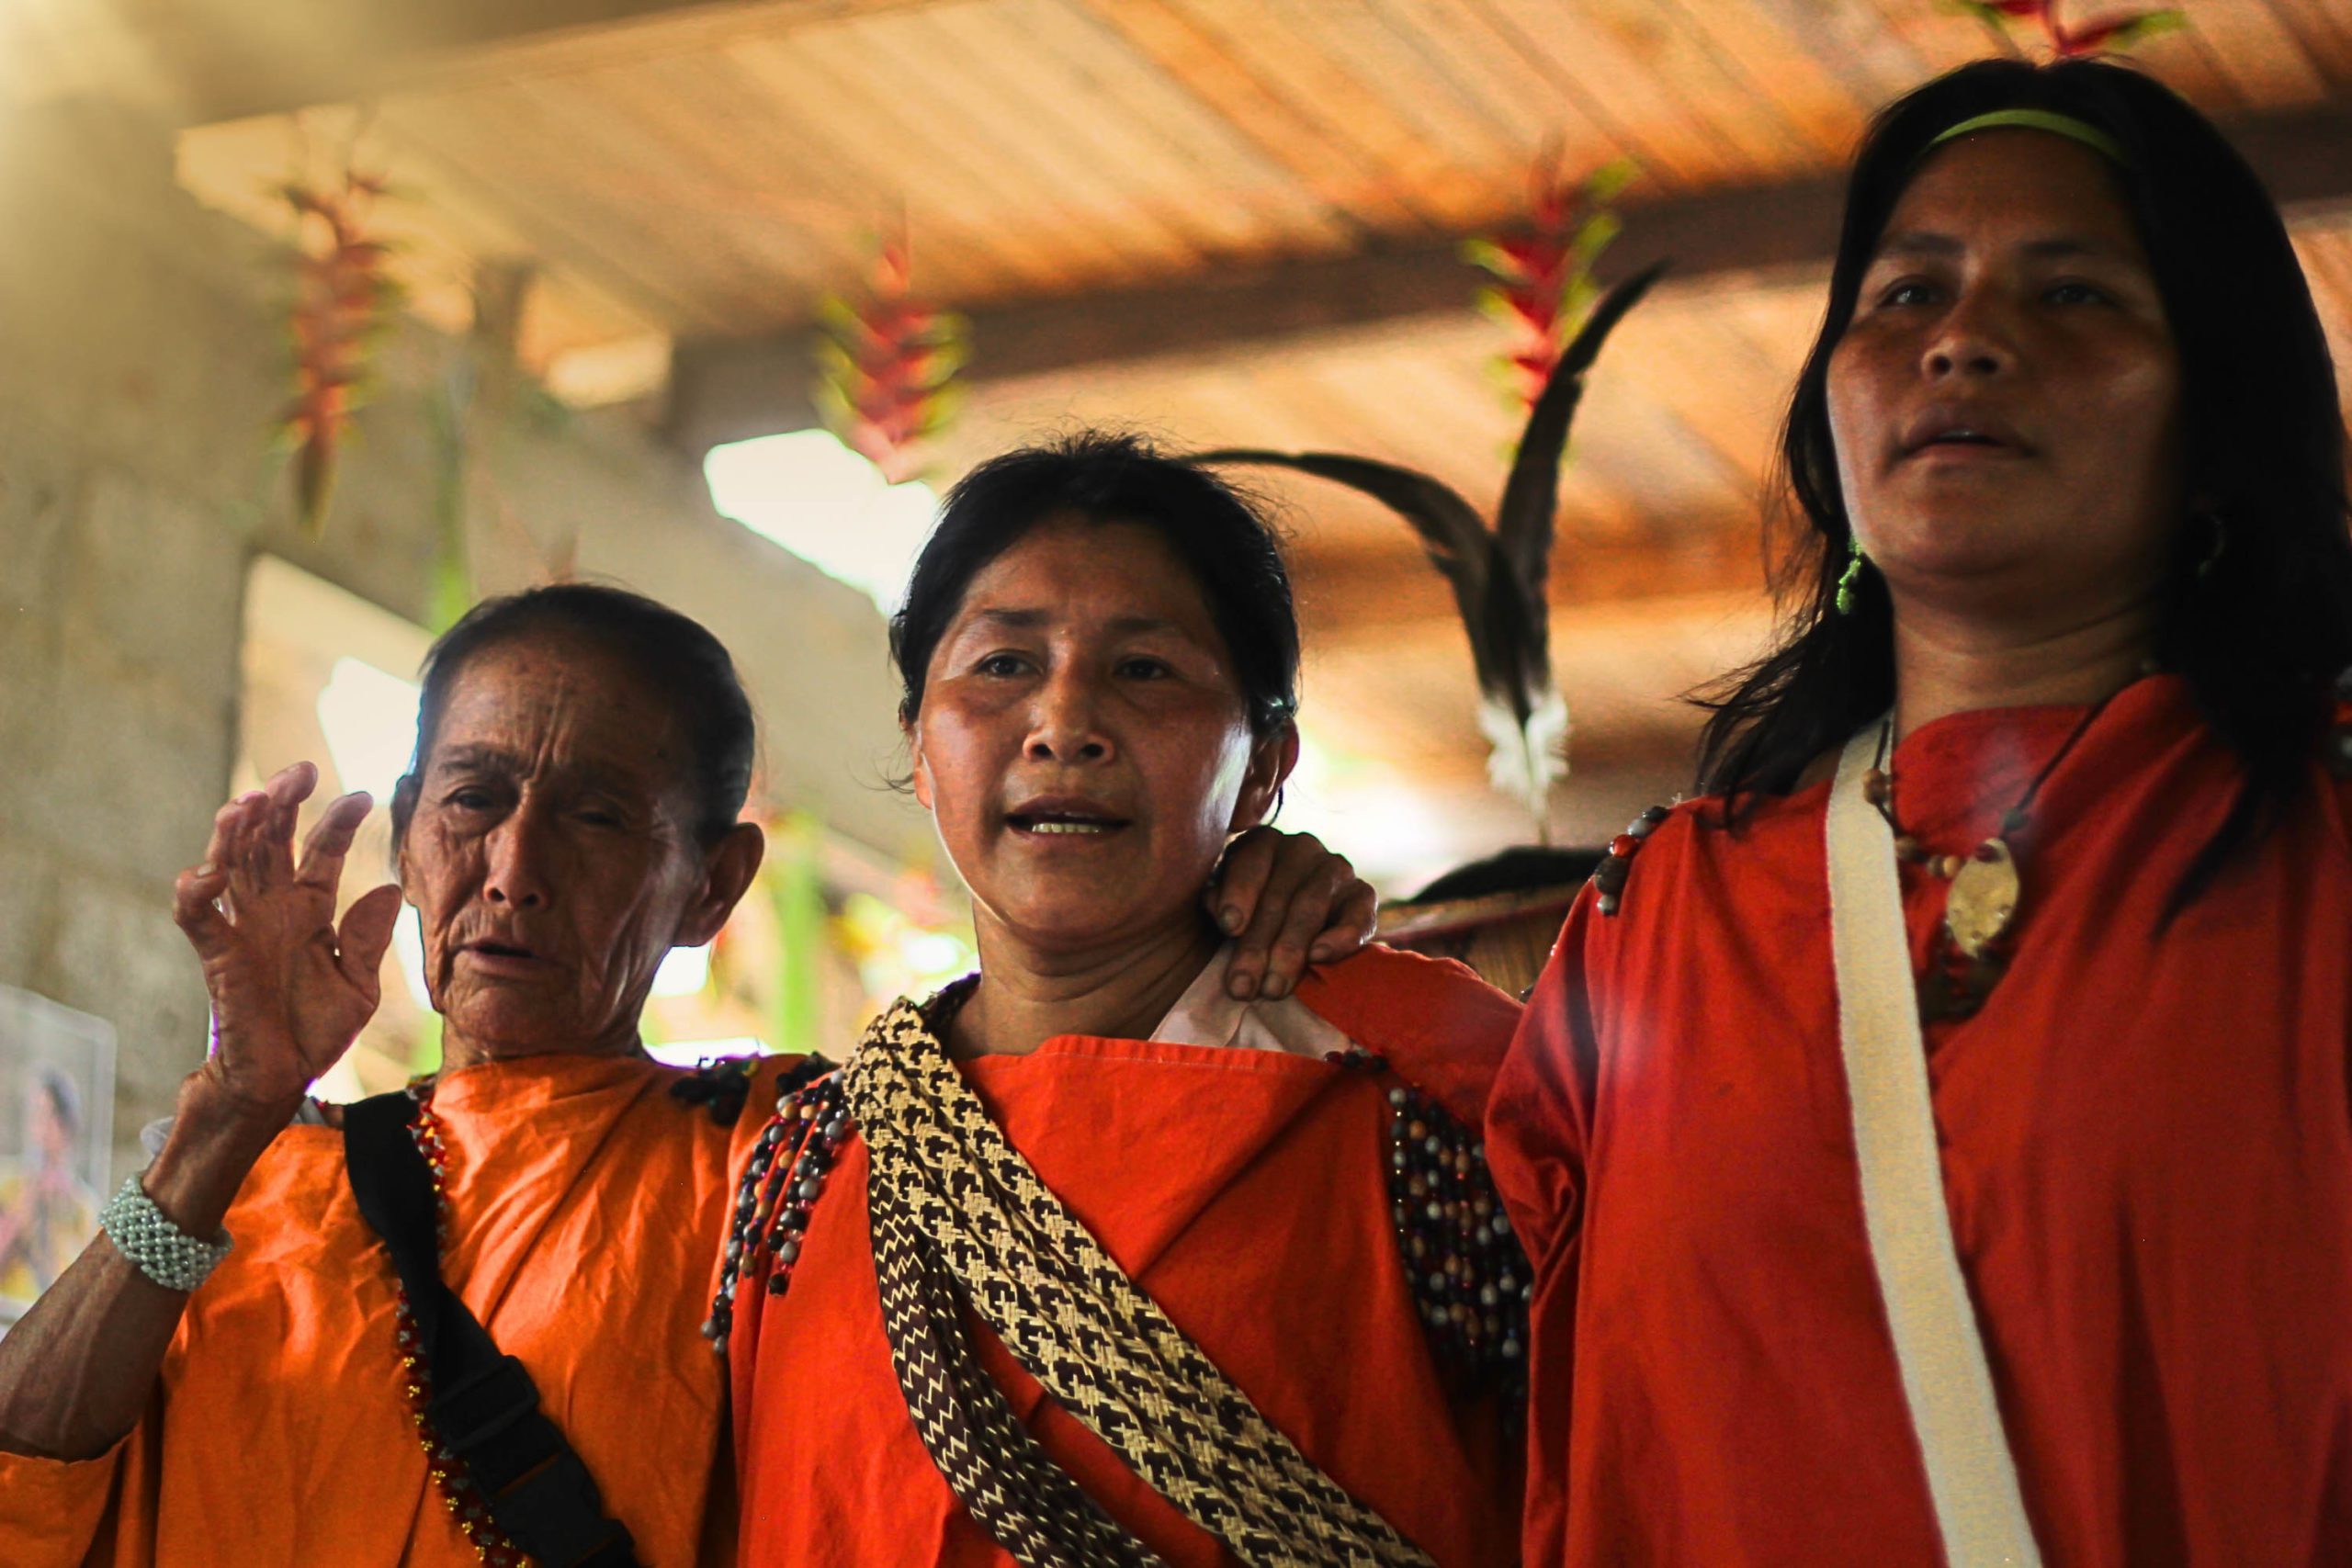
[394,1078,535,1568]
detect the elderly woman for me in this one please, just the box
[717,434,1527,1567]
[1487,59,2352,1566]
[0,583,1366,1567]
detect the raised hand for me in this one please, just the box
[1209,826,1380,1000]
[171,761,403,1122]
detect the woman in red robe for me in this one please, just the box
[1487,60,2352,1567]
[718,434,1527,1566]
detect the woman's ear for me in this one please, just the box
[680,821,766,947]
[906,717,935,812]
[1228,721,1300,832]
[391,773,422,904]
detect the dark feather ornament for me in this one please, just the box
[1199,261,1666,833]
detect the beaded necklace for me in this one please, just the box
[1337,1047,1528,1403]
[1862,694,2113,1021]
[390,1075,536,1568]
[703,1070,849,1353]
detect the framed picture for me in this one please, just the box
[0,983,116,1331]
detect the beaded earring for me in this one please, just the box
[1834,536,1867,616]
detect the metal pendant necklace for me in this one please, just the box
[1862,694,2114,1022]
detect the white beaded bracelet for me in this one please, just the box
[98,1177,232,1293]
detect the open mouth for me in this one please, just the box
[464,939,547,963]
[1005,811,1129,837]
[1903,428,2028,467]
[1902,407,2027,459]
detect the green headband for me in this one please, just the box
[1927,107,2127,165]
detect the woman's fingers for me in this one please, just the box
[193,795,244,914]
[257,762,319,887]
[1226,831,1327,1000]
[215,790,266,919]
[214,764,330,914]
[172,862,232,960]
[1208,826,1277,939]
[1257,859,1362,1000]
[1317,879,1381,962]
[1222,832,1376,1000]
[295,791,372,896]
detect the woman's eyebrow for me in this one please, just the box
[1874,231,1964,260]
[428,744,517,775]
[965,607,1048,629]
[961,609,1182,635]
[1872,231,2129,262]
[2018,235,2132,261]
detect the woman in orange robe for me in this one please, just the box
[719,434,1528,1566]
[1487,61,2352,1566]
[0,584,1363,1567]
[0,587,782,1567]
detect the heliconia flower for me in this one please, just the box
[1950,0,2184,58]
[812,235,967,486]
[1464,152,1637,418]
[277,168,401,536]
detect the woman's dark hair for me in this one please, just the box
[888,431,1301,739]
[1696,58,2352,909]
[392,582,757,847]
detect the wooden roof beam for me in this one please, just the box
[23,0,944,127]
[663,96,2352,457]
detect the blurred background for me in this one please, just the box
[0,0,2346,1194]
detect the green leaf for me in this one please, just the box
[1461,236,1530,283]
[1569,210,1623,268]
[1585,157,1639,206]
[2112,11,2188,45]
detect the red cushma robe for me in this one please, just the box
[1488,674,2352,1565]
[729,945,1525,1567]
[0,1053,791,1568]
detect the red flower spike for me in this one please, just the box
[1950,0,2183,59]
[277,164,401,536]
[1466,151,1639,421]
[812,230,966,485]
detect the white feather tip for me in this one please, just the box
[1479,689,1568,822]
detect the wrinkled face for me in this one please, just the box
[398,636,724,1056]
[909,515,1294,956]
[1827,130,2184,615]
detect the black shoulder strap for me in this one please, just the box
[345,1092,644,1568]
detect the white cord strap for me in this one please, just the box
[1826,723,2043,1568]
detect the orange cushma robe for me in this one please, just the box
[0,1052,792,1567]
[729,945,1524,1567]
[1488,674,2352,1565]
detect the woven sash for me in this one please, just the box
[842,997,1436,1568]
[1826,724,2043,1568]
